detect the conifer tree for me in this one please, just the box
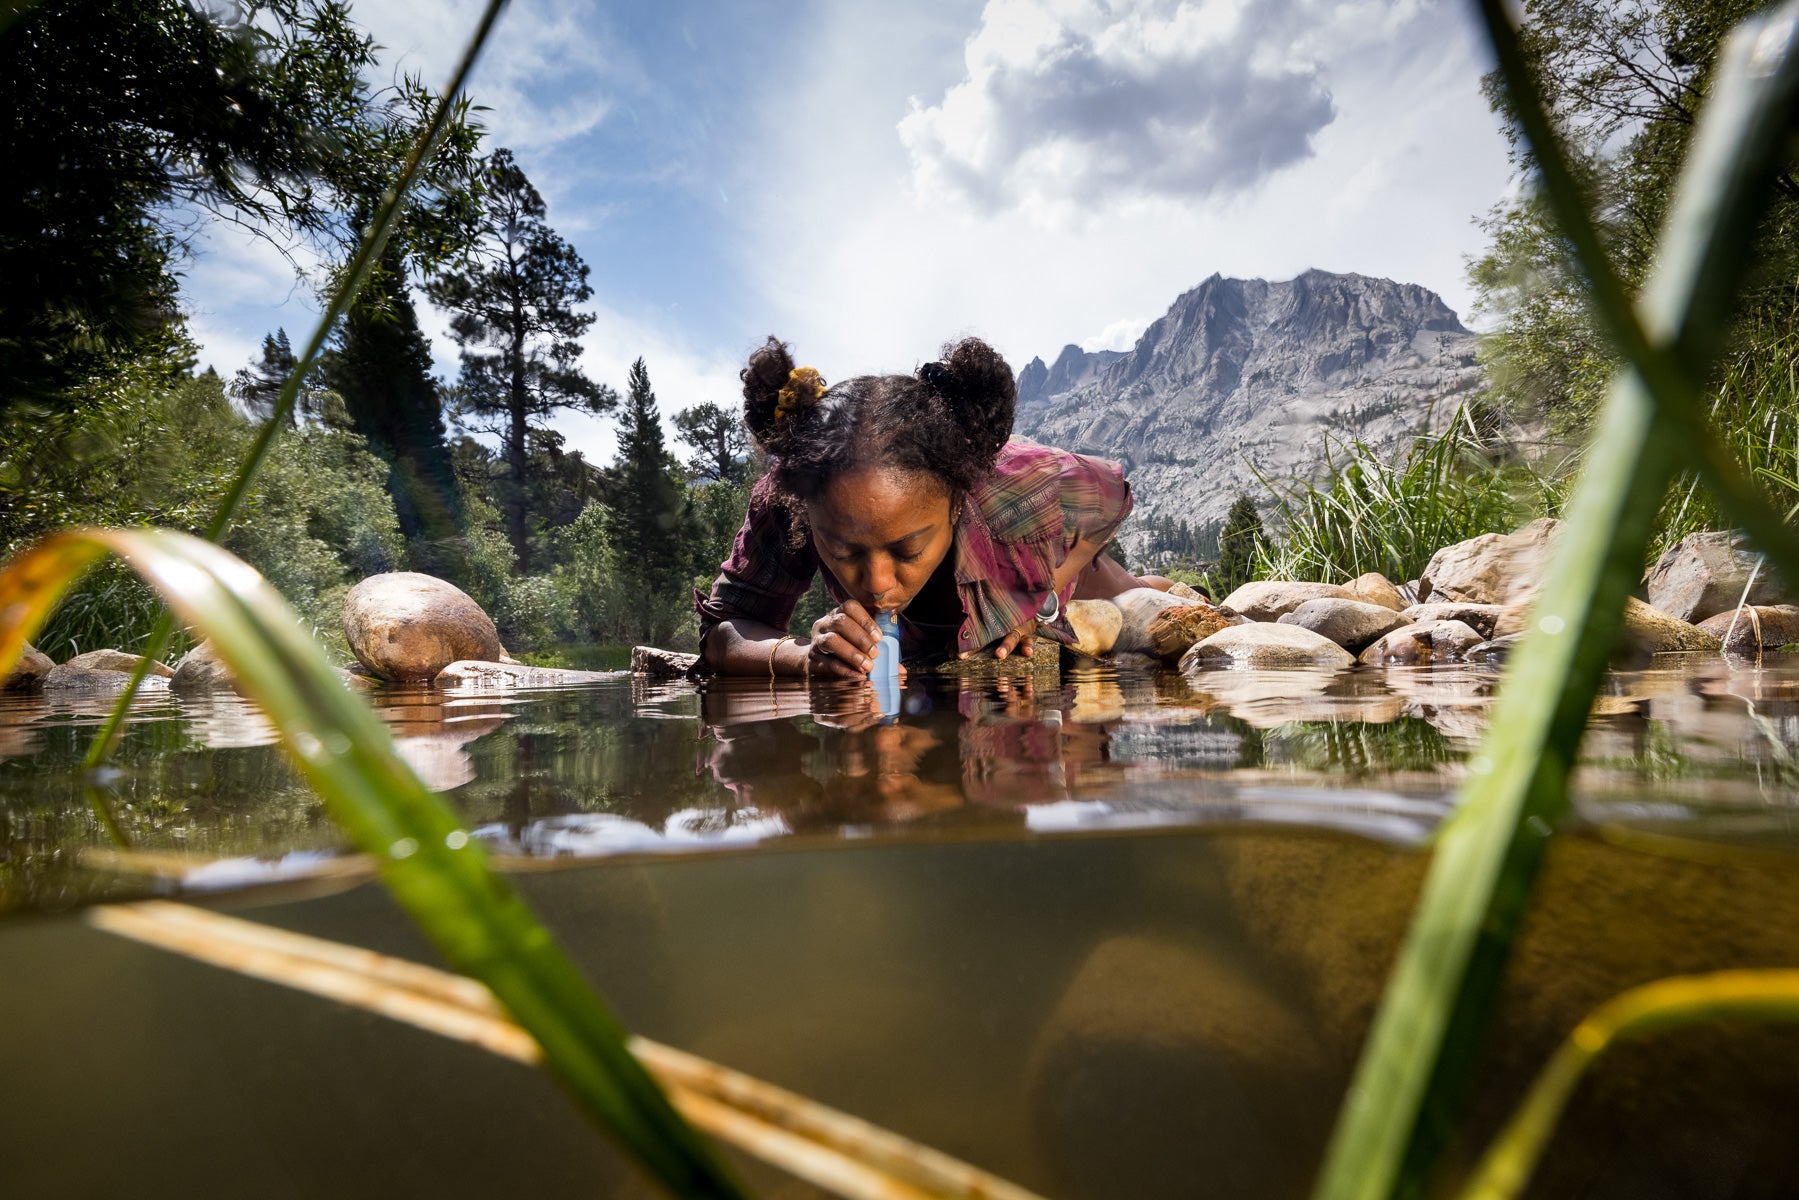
[1217,494,1265,593]
[426,148,615,570]
[608,358,692,638]
[673,401,748,483]
[232,329,298,425]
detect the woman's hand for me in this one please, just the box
[991,617,1037,660]
[809,600,881,680]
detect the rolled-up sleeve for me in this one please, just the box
[1057,449,1133,549]
[694,475,817,643]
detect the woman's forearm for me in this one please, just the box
[701,617,813,677]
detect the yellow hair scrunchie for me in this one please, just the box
[775,366,825,421]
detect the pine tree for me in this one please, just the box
[1217,494,1265,593]
[608,358,691,639]
[673,401,747,483]
[322,248,463,555]
[425,148,616,570]
[232,329,298,425]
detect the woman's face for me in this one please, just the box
[805,468,956,615]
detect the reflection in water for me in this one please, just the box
[7,656,1799,907]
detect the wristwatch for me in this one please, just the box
[1036,590,1060,623]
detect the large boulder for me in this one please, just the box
[1419,518,1561,605]
[631,646,700,678]
[1359,619,1486,665]
[3,643,54,691]
[435,660,618,687]
[1277,598,1410,654]
[1066,599,1123,656]
[1644,530,1789,623]
[1144,601,1244,660]
[1400,602,1504,640]
[343,573,504,683]
[1218,580,1358,622]
[1696,604,1799,655]
[1343,572,1407,612]
[1181,623,1357,670]
[1494,596,1720,655]
[1111,587,1192,653]
[171,640,236,692]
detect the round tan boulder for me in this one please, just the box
[3,643,54,691]
[1277,597,1410,654]
[1697,604,1799,655]
[1419,518,1561,605]
[343,572,503,683]
[1400,602,1504,640]
[1645,530,1789,622]
[1359,619,1485,665]
[1218,580,1358,622]
[1494,596,1720,655]
[1066,599,1123,656]
[171,639,236,692]
[1181,622,1357,670]
[1344,571,1407,612]
[64,649,174,677]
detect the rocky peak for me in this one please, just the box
[1015,270,1485,553]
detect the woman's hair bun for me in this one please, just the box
[923,337,1015,464]
[742,335,799,448]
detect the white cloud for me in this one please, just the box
[1083,316,1152,352]
[898,0,1434,218]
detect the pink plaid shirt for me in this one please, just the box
[695,437,1133,656]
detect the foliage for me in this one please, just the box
[427,148,616,570]
[1216,494,1265,592]
[0,0,483,405]
[1257,410,1535,585]
[1469,0,1796,429]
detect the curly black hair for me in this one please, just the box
[741,335,1016,506]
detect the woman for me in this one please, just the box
[696,335,1165,678]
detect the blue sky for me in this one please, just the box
[181,0,1515,461]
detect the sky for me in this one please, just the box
[180,0,1516,463]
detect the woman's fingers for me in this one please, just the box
[992,620,1036,660]
[837,599,880,645]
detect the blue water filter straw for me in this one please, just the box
[873,611,901,717]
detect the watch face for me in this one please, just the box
[1036,592,1059,622]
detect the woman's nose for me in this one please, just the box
[867,556,898,602]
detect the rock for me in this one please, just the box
[1343,572,1406,612]
[1696,605,1799,655]
[343,572,504,683]
[171,640,236,692]
[435,660,619,687]
[1494,596,1720,655]
[1165,580,1208,601]
[64,649,174,678]
[1112,587,1194,653]
[631,646,700,678]
[1066,599,1123,656]
[1465,634,1526,664]
[1277,598,1410,654]
[1217,580,1358,622]
[1419,518,1562,605]
[1145,601,1243,660]
[1645,530,1789,622]
[1400,602,1504,640]
[1181,622,1357,670]
[3,643,53,691]
[1359,619,1485,665]
[43,663,170,693]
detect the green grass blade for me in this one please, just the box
[1460,971,1799,1200]
[1309,6,1799,1200]
[77,0,510,775]
[0,528,752,1199]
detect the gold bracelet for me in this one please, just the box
[768,634,796,677]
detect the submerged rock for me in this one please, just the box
[172,640,236,692]
[631,646,700,678]
[3,643,53,691]
[1696,604,1799,655]
[343,572,505,683]
[1145,601,1243,660]
[64,649,173,677]
[1181,622,1357,670]
[1645,530,1789,623]
[1218,580,1358,622]
[1419,518,1561,605]
[1400,602,1503,640]
[1344,571,1407,612]
[1464,633,1526,664]
[1277,598,1410,654]
[1359,619,1485,665]
[436,660,618,687]
[1066,599,1124,656]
